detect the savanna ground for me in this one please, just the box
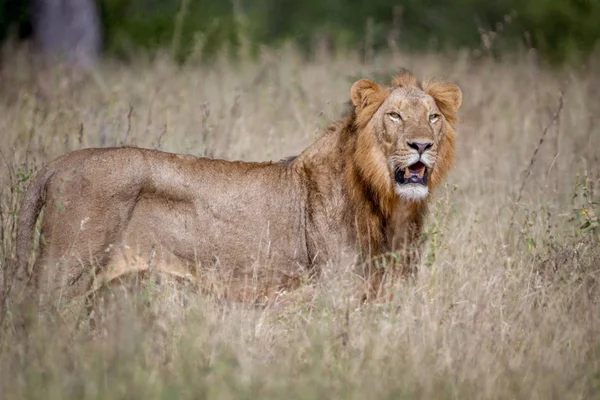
[0,44,599,399]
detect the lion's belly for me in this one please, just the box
[117,195,310,299]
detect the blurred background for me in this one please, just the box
[1,0,599,66]
[1,2,600,398]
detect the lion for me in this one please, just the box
[13,70,462,309]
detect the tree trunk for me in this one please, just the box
[32,0,102,68]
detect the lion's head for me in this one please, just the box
[350,71,462,204]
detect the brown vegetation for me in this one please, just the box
[0,46,599,399]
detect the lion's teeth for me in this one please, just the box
[418,168,425,178]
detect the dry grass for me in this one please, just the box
[0,46,599,399]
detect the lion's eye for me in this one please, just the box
[429,113,440,123]
[389,112,402,122]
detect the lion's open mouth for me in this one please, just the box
[395,161,429,186]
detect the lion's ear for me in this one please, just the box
[425,82,462,124]
[350,79,384,110]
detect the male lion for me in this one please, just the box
[15,71,461,308]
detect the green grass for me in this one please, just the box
[0,46,599,399]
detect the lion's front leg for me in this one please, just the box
[363,243,421,302]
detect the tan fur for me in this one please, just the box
[15,71,462,306]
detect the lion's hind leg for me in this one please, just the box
[82,251,197,331]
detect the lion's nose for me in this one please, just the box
[407,141,433,155]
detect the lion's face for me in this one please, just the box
[350,74,462,203]
[373,87,445,201]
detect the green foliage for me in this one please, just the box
[518,0,600,62]
[571,173,600,242]
[100,0,244,61]
[15,164,34,194]
[0,0,30,41]
[0,0,598,63]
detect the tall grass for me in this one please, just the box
[0,46,599,399]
